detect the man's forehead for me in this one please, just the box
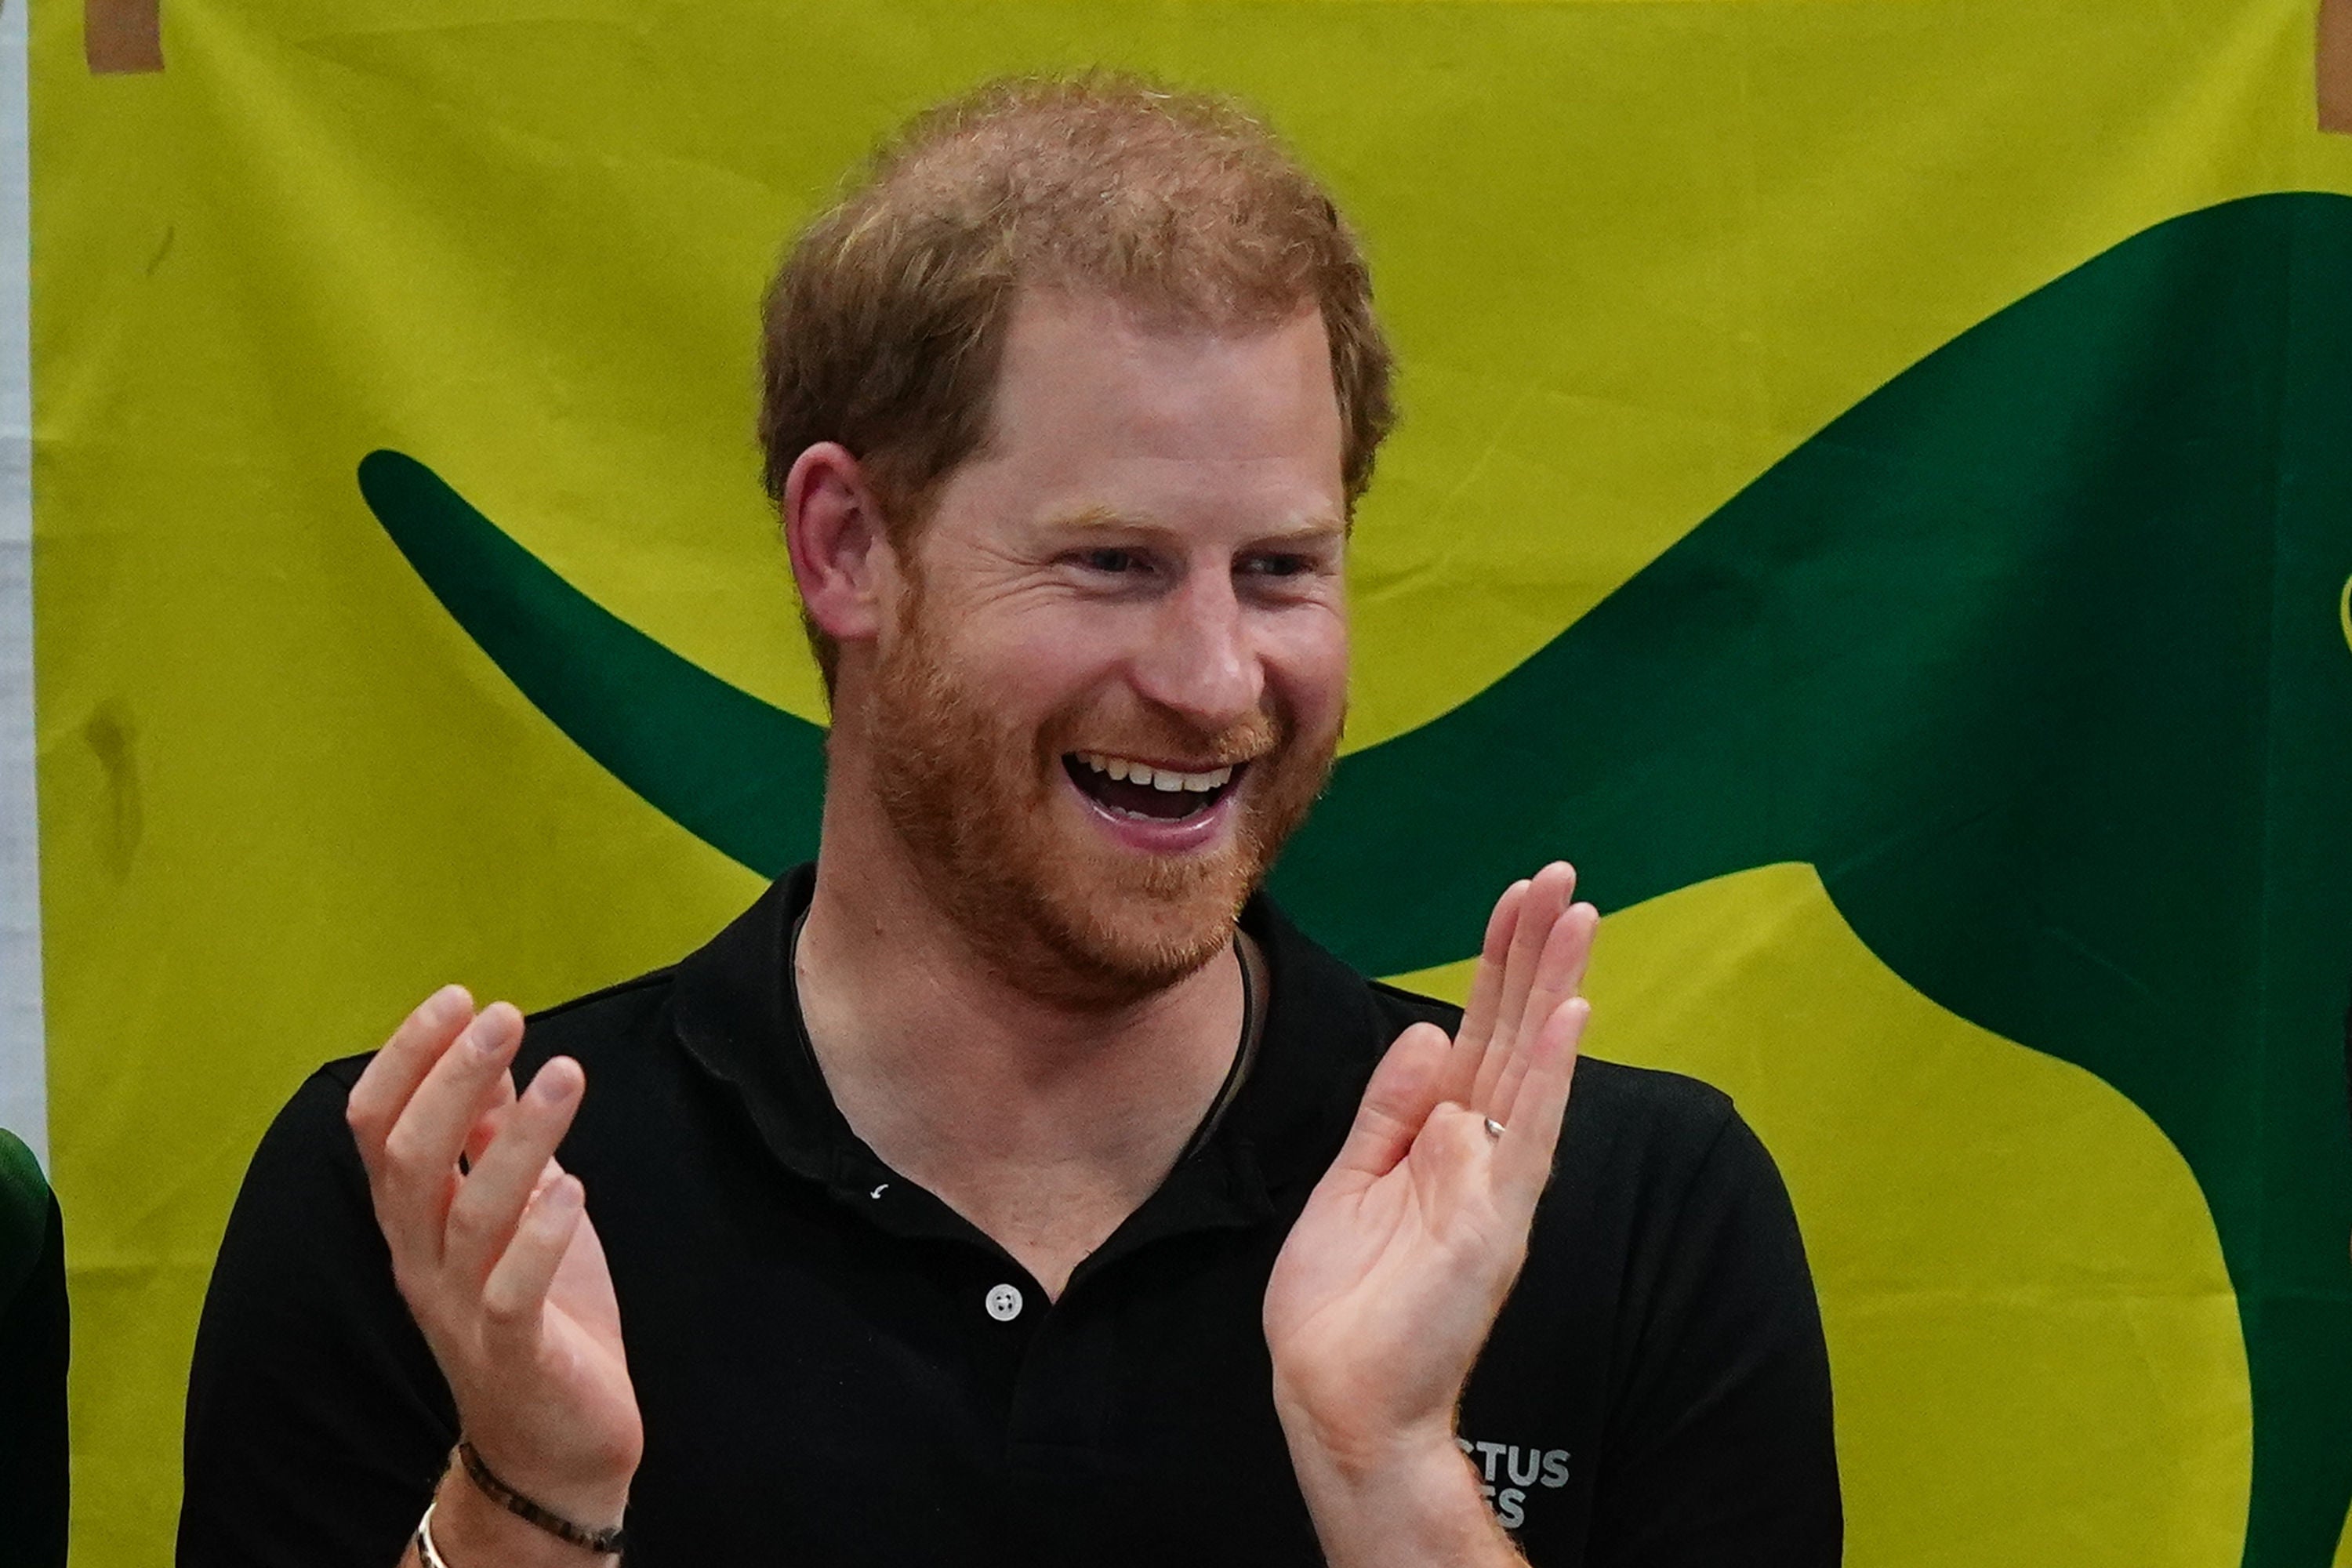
[980,293,1344,465]
[993,288,1332,394]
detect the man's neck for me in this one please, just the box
[794,790,1247,1300]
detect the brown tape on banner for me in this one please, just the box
[85,0,162,73]
[2325,0,2352,132]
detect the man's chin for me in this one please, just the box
[877,771,1255,1007]
[1024,928,1234,1010]
[1012,754,1328,1005]
[993,843,1254,1008]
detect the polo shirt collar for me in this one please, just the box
[668,863,1388,1252]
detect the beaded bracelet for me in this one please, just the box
[454,1440,629,1558]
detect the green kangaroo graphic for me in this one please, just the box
[359,191,2352,1567]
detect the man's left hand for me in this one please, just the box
[1264,862,1595,1566]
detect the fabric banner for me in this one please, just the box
[33,0,2352,1562]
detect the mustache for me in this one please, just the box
[1055,708,1286,770]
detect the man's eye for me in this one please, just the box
[1078,548,1142,574]
[1243,554,1313,579]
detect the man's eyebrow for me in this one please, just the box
[1032,506,1349,543]
[1253,515,1349,546]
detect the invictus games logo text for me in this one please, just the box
[1457,1436,1571,1528]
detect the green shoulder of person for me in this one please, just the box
[0,1127,70,1568]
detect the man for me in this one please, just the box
[180,76,1838,1566]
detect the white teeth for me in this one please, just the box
[1072,754,1239,793]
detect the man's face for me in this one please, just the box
[863,289,1351,1006]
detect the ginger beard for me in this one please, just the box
[867,579,1338,1008]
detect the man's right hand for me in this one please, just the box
[346,987,642,1550]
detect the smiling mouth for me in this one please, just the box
[1064,750,1245,822]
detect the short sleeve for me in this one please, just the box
[178,1064,458,1567]
[1588,1111,1842,1567]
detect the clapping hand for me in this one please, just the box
[1264,864,1595,1564]
[346,988,641,1553]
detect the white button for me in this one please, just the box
[985,1283,1024,1322]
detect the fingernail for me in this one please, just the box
[543,1177,583,1215]
[528,1063,575,1104]
[466,1017,506,1058]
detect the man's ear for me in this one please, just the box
[784,442,895,650]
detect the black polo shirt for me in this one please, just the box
[180,867,1839,1566]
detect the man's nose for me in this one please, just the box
[1130,565,1263,730]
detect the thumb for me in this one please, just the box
[1327,1022,1454,1182]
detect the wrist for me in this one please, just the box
[458,1439,630,1543]
[430,1462,622,1567]
[1272,1380,1445,1483]
[1276,1417,1515,1568]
